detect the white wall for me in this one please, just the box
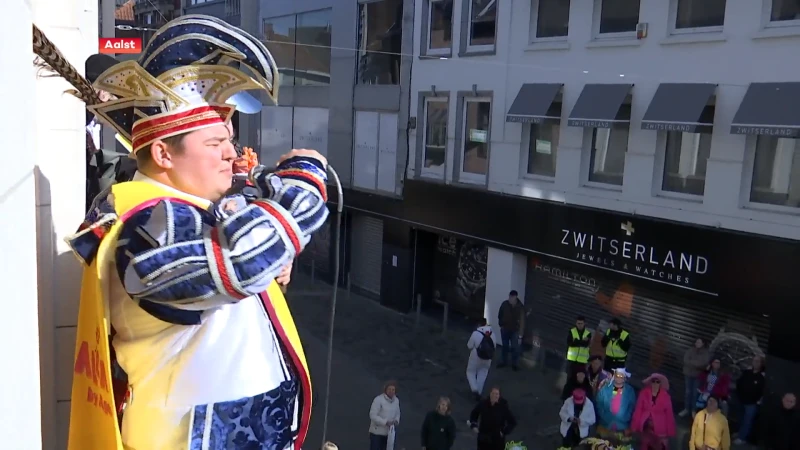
[30,1,98,448]
[483,247,528,343]
[1,0,42,447]
[410,0,800,240]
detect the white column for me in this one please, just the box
[0,1,42,448]
[483,247,528,344]
[32,1,98,448]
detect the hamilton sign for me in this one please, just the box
[558,220,712,295]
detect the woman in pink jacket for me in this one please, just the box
[631,373,676,450]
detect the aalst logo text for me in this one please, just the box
[99,37,142,54]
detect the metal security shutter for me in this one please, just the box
[524,259,770,399]
[350,215,383,298]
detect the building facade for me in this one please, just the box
[333,0,800,404]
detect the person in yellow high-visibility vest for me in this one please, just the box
[566,316,592,374]
[601,318,631,371]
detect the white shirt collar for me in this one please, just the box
[132,171,213,209]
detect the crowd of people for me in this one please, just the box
[363,291,799,450]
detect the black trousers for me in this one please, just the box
[476,433,505,450]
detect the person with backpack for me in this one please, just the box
[467,318,495,400]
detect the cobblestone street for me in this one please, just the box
[288,273,564,450]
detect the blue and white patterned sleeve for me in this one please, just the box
[115,155,329,315]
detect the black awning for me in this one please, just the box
[641,83,716,133]
[505,83,563,124]
[731,82,800,137]
[567,83,633,128]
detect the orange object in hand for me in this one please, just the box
[233,146,259,174]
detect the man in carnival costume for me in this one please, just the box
[594,368,636,450]
[61,15,329,450]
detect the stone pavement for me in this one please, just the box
[287,273,759,450]
[287,273,564,450]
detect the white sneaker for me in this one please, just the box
[678,409,689,417]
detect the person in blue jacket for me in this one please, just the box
[594,368,637,449]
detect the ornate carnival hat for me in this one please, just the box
[87,15,280,156]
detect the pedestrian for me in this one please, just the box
[562,369,594,402]
[470,387,517,450]
[420,396,456,450]
[467,318,494,400]
[595,368,636,448]
[690,395,730,450]
[765,392,799,450]
[558,388,596,449]
[497,290,525,371]
[566,316,592,375]
[695,357,731,417]
[679,338,710,417]
[600,318,631,371]
[369,381,401,450]
[631,373,675,450]
[734,355,765,445]
[586,355,610,396]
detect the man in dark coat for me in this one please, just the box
[765,393,799,450]
[470,387,517,450]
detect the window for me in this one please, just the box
[357,0,403,85]
[427,0,453,54]
[535,0,571,39]
[588,124,629,185]
[598,0,641,34]
[674,0,726,30]
[353,111,399,192]
[526,123,559,177]
[295,11,332,86]
[468,0,497,48]
[750,136,800,208]
[262,10,332,88]
[461,99,491,180]
[662,131,712,195]
[423,98,448,176]
[769,0,800,23]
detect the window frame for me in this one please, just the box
[668,0,726,35]
[653,130,711,201]
[356,0,403,85]
[581,124,630,190]
[420,96,450,179]
[460,0,498,56]
[455,94,493,186]
[530,0,571,43]
[520,122,560,181]
[592,0,640,40]
[741,134,800,214]
[421,0,454,57]
[761,0,800,30]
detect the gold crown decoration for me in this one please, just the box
[87,14,280,155]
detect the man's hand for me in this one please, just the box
[276,261,293,286]
[277,148,327,168]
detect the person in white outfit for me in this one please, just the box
[369,381,401,450]
[467,319,495,400]
[559,388,596,449]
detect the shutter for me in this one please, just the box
[524,257,769,397]
[350,215,383,298]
